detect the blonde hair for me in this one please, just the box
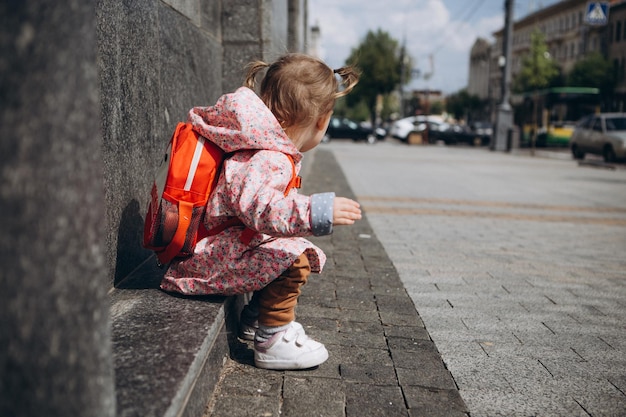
[244,53,359,129]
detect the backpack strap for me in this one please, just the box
[285,154,302,191]
[158,200,193,265]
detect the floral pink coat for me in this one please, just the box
[160,87,333,296]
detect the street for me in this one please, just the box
[322,140,626,416]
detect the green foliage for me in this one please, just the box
[345,29,403,121]
[512,30,560,93]
[348,100,371,121]
[429,101,444,115]
[568,52,615,95]
[445,89,484,121]
[332,97,348,118]
[333,97,371,122]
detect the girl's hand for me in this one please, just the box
[333,197,362,225]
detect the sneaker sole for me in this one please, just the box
[254,346,329,370]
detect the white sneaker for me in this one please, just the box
[254,322,328,370]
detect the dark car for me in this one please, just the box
[323,117,378,144]
[469,121,493,146]
[441,124,479,145]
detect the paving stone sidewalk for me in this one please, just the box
[329,142,626,416]
[203,150,468,417]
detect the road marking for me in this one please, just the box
[357,196,626,214]
[358,196,626,226]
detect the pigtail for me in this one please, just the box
[333,66,360,98]
[244,61,270,90]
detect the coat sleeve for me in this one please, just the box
[310,192,334,236]
[222,150,317,237]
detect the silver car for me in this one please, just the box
[570,113,626,162]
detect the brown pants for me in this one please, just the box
[254,253,311,327]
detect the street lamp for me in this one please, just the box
[493,0,514,151]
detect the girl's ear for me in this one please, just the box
[316,111,333,131]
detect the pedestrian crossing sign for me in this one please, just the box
[585,2,609,26]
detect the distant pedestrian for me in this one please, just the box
[161,53,362,370]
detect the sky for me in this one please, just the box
[308,0,561,95]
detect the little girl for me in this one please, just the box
[160,53,362,370]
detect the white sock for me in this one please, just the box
[255,322,291,343]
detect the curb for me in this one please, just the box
[203,149,468,417]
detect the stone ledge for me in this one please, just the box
[110,256,237,417]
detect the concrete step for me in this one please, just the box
[110,256,234,417]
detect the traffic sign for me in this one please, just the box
[585,2,609,26]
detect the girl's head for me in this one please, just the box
[244,53,359,151]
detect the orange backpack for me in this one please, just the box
[143,122,301,266]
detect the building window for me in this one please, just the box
[617,21,622,42]
[624,19,626,41]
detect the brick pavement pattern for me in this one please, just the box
[204,147,468,417]
[331,142,626,417]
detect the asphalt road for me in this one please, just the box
[323,140,626,417]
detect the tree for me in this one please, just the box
[512,30,559,152]
[568,52,615,108]
[512,30,560,94]
[345,29,403,124]
[429,100,444,116]
[445,89,484,122]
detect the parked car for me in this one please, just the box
[570,113,626,162]
[323,117,378,144]
[389,116,418,141]
[359,121,387,140]
[389,115,446,142]
[415,120,451,144]
[469,121,493,146]
[442,123,479,145]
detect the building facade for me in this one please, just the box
[481,0,626,118]
[608,1,626,108]
[468,38,492,99]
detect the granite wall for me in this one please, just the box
[99,0,298,288]
[1,0,307,415]
[0,2,114,416]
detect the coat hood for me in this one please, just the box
[187,87,301,162]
